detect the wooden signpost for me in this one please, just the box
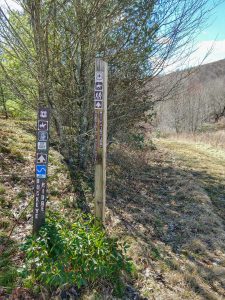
[94,59,108,223]
[33,108,50,234]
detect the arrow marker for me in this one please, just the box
[37,154,47,163]
[95,101,102,109]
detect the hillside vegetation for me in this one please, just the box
[155,59,225,132]
[1,116,225,299]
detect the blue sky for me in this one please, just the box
[198,0,225,42]
[163,0,225,72]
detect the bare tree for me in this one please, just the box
[154,59,225,133]
[0,81,8,119]
[0,0,219,202]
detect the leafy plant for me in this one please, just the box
[130,133,145,149]
[0,237,18,293]
[6,100,35,120]
[0,184,6,195]
[17,189,26,199]
[19,212,133,296]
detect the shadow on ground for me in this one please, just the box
[106,143,225,299]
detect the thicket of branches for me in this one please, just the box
[0,0,216,173]
[155,60,225,133]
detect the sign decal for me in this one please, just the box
[38,141,47,150]
[39,109,48,119]
[95,82,103,91]
[95,91,103,100]
[38,131,48,141]
[36,165,47,178]
[38,120,48,130]
[95,101,103,109]
[95,71,103,82]
[37,153,47,164]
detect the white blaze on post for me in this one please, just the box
[94,59,108,223]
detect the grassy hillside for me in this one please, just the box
[1,117,225,299]
[0,118,71,238]
[0,117,73,296]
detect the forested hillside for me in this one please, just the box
[154,59,225,133]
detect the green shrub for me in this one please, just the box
[17,189,26,199]
[0,218,10,229]
[0,184,6,195]
[0,237,18,293]
[19,212,132,296]
[130,133,145,149]
[6,100,35,120]
[50,189,60,196]
[0,195,6,206]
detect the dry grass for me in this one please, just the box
[172,131,225,149]
[150,135,225,299]
[167,120,225,150]
[104,134,225,299]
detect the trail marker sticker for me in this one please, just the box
[38,141,47,150]
[39,109,48,119]
[38,131,48,141]
[95,91,103,100]
[36,165,47,178]
[95,101,103,109]
[37,153,47,164]
[95,82,103,91]
[95,71,103,82]
[38,120,48,130]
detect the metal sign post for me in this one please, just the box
[94,59,108,224]
[33,108,50,234]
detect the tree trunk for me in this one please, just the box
[0,83,8,119]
